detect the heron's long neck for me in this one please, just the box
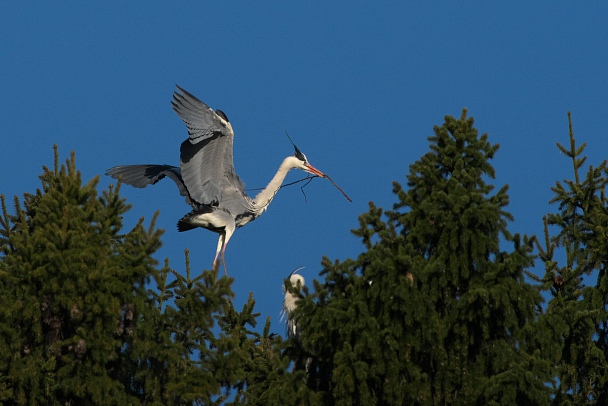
[252,157,296,215]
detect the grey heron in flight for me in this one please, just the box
[106,86,326,274]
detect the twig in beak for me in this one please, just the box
[300,176,314,202]
[324,174,353,202]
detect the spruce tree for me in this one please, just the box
[0,147,162,404]
[9,110,597,405]
[0,147,274,405]
[275,110,553,405]
[535,113,608,405]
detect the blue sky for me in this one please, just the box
[2,3,607,332]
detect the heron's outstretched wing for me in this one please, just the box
[172,85,246,206]
[106,164,194,206]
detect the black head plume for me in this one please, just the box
[285,131,307,162]
[290,266,305,277]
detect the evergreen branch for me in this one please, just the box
[184,248,192,283]
[0,195,9,241]
[155,259,171,311]
[53,144,59,176]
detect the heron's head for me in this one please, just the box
[293,145,325,178]
[289,273,305,289]
[284,267,306,295]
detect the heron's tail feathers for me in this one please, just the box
[177,218,197,232]
[176,206,217,233]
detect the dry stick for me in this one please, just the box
[282,175,316,190]
[300,176,314,203]
[248,173,352,203]
[297,174,352,203]
[246,176,315,192]
[323,174,353,202]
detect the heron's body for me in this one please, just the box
[107,86,325,273]
[282,267,305,340]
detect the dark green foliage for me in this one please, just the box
[276,110,553,405]
[0,147,159,404]
[3,111,608,405]
[534,113,608,405]
[0,147,273,405]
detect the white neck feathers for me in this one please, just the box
[252,156,302,215]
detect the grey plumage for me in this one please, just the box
[172,86,245,207]
[105,164,193,205]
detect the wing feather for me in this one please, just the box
[172,86,247,207]
[106,164,194,206]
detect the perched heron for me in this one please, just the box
[107,86,326,274]
[282,267,305,340]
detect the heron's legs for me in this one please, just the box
[220,250,228,276]
[213,233,225,274]
[220,223,236,276]
[212,222,235,276]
